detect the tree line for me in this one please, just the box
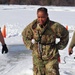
[0,0,75,6]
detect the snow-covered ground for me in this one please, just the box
[0,5,75,75]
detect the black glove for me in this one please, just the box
[2,44,8,54]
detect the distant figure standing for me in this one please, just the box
[22,7,69,75]
[68,31,75,55]
[0,27,8,54]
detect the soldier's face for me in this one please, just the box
[37,11,48,25]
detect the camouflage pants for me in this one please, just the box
[33,58,60,75]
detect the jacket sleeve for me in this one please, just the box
[69,31,75,49]
[22,24,33,50]
[55,23,69,50]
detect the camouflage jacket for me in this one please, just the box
[69,31,75,48]
[22,19,69,60]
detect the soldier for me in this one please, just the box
[68,31,75,55]
[0,28,8,54]
[22,7,69,75]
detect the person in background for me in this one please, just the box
[22,7,69,75]
[0,28,8,54]
[68,31,75,55]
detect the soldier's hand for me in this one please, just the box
[2,44,8,54]
[68,48,73,55]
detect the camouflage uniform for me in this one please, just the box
[22,18,69,75]
[69,31,75,49]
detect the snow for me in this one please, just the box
[0,5,75,75]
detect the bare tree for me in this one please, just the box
[0,0,75,6]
